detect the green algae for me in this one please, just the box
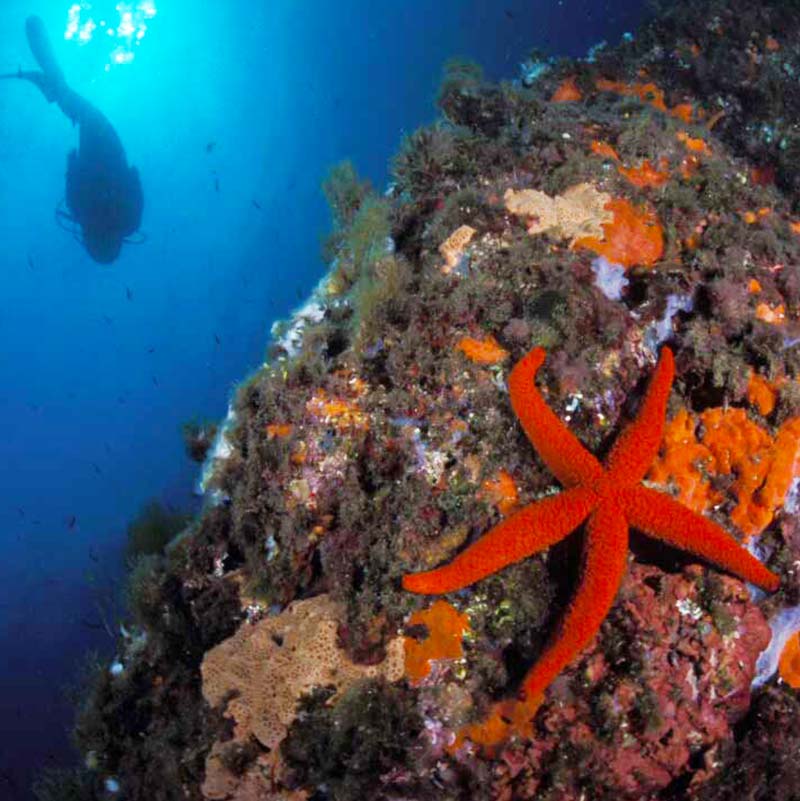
[282,681,424,801]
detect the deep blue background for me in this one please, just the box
[0,1,647,796]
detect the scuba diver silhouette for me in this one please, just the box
[0,15,143,264]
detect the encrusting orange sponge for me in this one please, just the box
[551,75,582,102]
[779,630,800,689]
[617,158,670,189]
[648,407,800,539]
[404,599,469,684]
[456,335,510,365]
[573,197,664,268]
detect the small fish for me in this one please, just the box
[125,286,133,301]
[147,346,156,354]
[214,176,220,193]
[88,547,99,563]
[103,314,114,325]
[118,395,126,404]
[504,8,514,19]
[27,254,34,270]
[205,140,216,153]
[152,375,159,386]
[66,514,77,529]
[17,507,24,517]
[252,198,262,210]
[91,462,102,475]
[214,333,221,345]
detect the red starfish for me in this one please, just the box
[403,346,779,744]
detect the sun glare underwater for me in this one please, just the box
[64,1,157,69]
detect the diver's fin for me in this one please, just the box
[25,16,66,90]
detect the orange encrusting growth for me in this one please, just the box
[551,75,582,102]
[617,158,670,189]
[449,694,543,755]
[648,406,800,540]
[590,140,621,162]
[760,419,800,520]
[747,371,778,416]
[741,207,771,224]
[677,130,712,154]
[456,335,510,365]
[587,142,670,188]
[595,78,668,112]
[480,469,519,515]
[755,302,786,324]
[573,198,664,268]
[266,423,293,439]
[595,78,698,122]
[670,103,695,123]
[404,600,470,684]
[779,630,800,689]
[306,390,369,432]
[680,153,703,180]
[403,346,780,750]
[645,408,716,513]
[594,77,703,123]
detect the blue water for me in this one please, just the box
[0,1,646,797]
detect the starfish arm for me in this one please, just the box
[403,486,598,595]
[521,500,629,702]
[605,346,675,485]
[622,485,780,592]
[509,348,604,488]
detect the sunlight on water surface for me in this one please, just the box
[64,1,157,69]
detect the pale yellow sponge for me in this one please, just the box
[503,188,558,234]
[439,224,477,273]
[504,183,612,244]
[201,594,404,752]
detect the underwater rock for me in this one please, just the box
[479,564,770,800]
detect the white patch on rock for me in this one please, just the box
[591,256,629,301]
